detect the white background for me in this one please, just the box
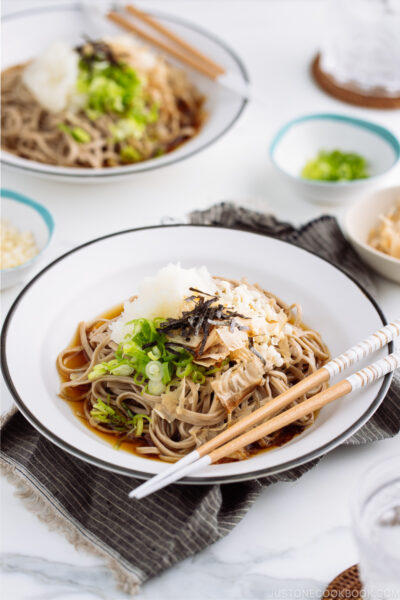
[1,1,400,599]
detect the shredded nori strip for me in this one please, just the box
[163,345,181,356]
[157,291,251,357]
[76,39,120,70]
[207,319,232,327]
[248,337,266,365]
[142,341,157,349]
[199,319,211,355]
[189,287,216,297]
[165,342,195,355]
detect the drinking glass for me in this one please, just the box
[352,455,400,600]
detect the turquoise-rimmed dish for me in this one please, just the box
[1,189,55,289]
[269,113,400,205]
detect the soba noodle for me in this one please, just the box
[1,39,205,168]
[57,277,329,463]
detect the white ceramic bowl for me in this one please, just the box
[343,186,400,284]
[1,5,248,183]
[269,114,400,205]
[1,225,391,483]
[1,189,54,290]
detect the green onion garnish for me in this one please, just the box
[58,123,91,143]
[76,43,160,142]
[120,145,142,163]
[87,317,227,394]
[89,396,151,437]
[301,150,369,182]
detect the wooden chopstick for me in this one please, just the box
[130,320,400,498]
[210,352,400,463]
[125,4,225,76]
[107,9,222,79]
[134,350,400,498]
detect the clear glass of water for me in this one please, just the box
[352,455,400,600]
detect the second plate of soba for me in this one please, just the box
[1,226,392,482]
[1,5,248,182]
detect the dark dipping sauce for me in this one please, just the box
[59,305,313,464]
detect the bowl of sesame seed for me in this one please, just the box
[1,189,54,290]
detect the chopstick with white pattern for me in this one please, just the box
[135,350,400,498]
[129,319,400,499]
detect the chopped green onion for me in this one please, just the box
[148,346,161,360]
[301,150,369,182]
[76,53,159,142]
[130,413,152,436]
[90,397,121,424]
[134,372,146,385]
[88,317,220,389]
[162,362,172,385]
[58,123,91,143]
[71,126,91,143]
[145,360,163,381]
[110,364,134,377]
[90,396,152,437]
[147,102,159,123]
[120,145,142,163]
[176,363,192,378]
[192,370,206,384]
[111,118,145,141]
[134,415,144,436]
[88,364,107,380]
[148,379,165,396]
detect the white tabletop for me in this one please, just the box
[1,1,400,599]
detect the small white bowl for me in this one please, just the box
[343,186,400,284]
[1,189,54,290]
[269,114,400,205]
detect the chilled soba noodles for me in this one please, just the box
[1,38,205,168]
[57,264,330,462]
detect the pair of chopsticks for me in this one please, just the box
[130,319,400,499]
[108,4,224,79]
[107,4,254,99]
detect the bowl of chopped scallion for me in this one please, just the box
[269,114,399,204]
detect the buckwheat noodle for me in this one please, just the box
[1,59,204,168]
[57,281,329,463]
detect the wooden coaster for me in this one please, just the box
[324,564,362,599]
[312,54,400,110]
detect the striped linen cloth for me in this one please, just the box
[1,204,399,596]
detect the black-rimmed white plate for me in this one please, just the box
[1,226,392,483]
[1,5,248,182]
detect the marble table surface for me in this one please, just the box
[1,1,400,599]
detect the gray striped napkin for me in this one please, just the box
[1,204,399,596]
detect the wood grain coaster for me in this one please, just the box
[324,564,363,599]
[312,54,400,110]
